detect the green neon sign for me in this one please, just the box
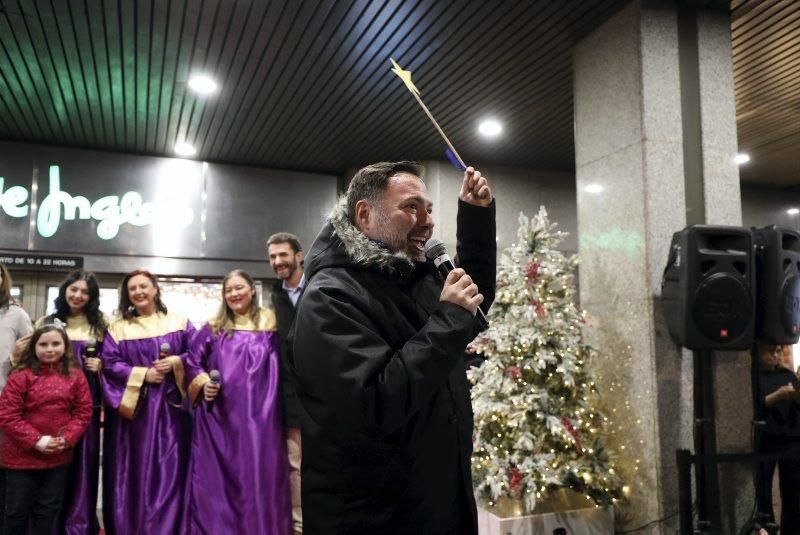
[0,165,194,240]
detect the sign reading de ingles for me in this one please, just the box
[0,253,83,271]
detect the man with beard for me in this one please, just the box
[291,161,495,534]
[267,232,305,534]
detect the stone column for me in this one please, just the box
[574,0,747,531]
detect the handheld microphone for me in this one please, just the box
[207,369,221,409]
[85,338,100,408]
[425,238,489,331]
[85,338,97,359]
[209,369,220,386]
[159,343,171,360]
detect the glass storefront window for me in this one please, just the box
[46,280,262,327]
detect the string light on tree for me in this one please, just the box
[468,208,624,514]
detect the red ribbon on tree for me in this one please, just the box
[526,260,540,281]
[508,466,522,497]
[561,416,582,451]
[531,300,546,318]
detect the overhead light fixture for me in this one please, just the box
[188,75,218,95]
[734,153,750,165]
[787,208,799,216]
[478,119,502,138]
[174,142,197,157]
[584,183,604,194]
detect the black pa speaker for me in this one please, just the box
[661,225,755,350]
[754,226,800,345]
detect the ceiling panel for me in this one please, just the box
[0,0,795,187]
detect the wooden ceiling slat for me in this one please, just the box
[182,0,238,150]
[267,0,433,165]
[209,0,298,159]
[732,10,799,66]
[200,0,279,159]
[132,0,152,153]
[79,0,112,149]
[0,42,41,140]
[173,0,227,155]
[55,1,99,145]
[735,55,800,106]
[19,0,76,143]
[1,1,64,142]
[302,0,516,167]
[307,0,518,167]
[362,0,604,163]
[154,0,187,154]
[35,1,90,146]
[190,0,258,156]
[732,17,800,75]
[300,0,463,163]
[365,0,610,169]
[142,0,166,153]
[731,0,791,37]
[264,0,385,165]
[235,0,333,162]
[227,0,351,163]
[99,0,127,148]
[0,71,33,139]
[735,43,799,102]
[161,0,207,157]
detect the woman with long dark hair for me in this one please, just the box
[101,269,195,534]
[37,270,107,535]
[183,270,291,533]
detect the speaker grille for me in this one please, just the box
[691,273,752,343]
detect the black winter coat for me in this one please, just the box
[291,198,496,534]
[271,278,302,428]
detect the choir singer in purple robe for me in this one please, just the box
[182,269,291,534]
[101,269,195,534]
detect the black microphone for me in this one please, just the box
[207,369,220,409]
[85,338,100,408]
[425,238,489,331]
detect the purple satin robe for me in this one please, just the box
[58,337,102,535]
[183,322,291,534]
[101,315,195,535]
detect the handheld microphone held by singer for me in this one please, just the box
[85,338,97,360]
[85,338,101,408]
[425,238,489,331]
[159,343,171,360]
[207,369,221,409]
[209,369,220,386]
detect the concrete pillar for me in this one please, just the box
[574,0,748,531]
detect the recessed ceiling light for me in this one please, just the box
[188,75,217,95]
[734,153,750,165]
[478,119,502,138]
[787,208,799,215]
[174,142,197,157]
[584,183,604,194]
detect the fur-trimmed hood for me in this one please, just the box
[304,196,417,280]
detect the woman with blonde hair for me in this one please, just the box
[183,269,290,534]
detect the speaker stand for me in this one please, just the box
[693,349,722,532]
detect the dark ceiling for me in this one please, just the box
[0,0,796,187]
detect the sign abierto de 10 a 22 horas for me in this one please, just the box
[0,253,83,272]
[0,165,194,240]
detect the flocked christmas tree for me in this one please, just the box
[468,207,624,514]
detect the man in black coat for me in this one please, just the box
[267,232,305,534]
[291,161,496,534]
